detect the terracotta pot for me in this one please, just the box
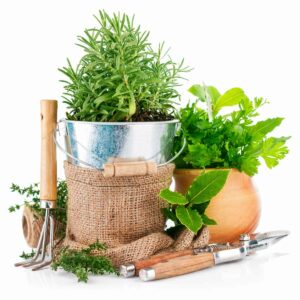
[173,169,261,243]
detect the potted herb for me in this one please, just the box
[172,84,290,242]
[58,11,189,169]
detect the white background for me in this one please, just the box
[0,0,299,299]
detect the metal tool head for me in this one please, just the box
[15,204,55,271]
[240,230,290,254]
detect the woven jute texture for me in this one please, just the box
[63,161,210,266]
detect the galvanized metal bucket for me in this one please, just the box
[54,119,185,170]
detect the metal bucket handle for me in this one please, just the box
[54,119,187,170]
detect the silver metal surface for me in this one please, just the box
[213,246,247,265]
[40,200,57,209]
[139,268,156,282]
[244,230,290,254]
[15,208,55,270]
[239,233,251,241]
[55,119,183,170]
[119,264,136,278]
[206,230,289,265]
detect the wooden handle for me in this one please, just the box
[141,253,215,281]
[103,161,157,177]
[40,100,57,202]
[134,249,193,275]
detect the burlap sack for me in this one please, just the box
[63,161,210,266]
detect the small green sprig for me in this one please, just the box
[8,180,68,234]
[19,250,36,259]
[52,241,118,283]
[9,183,41,213]
[160,170,229,234]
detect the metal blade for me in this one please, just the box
[247,230,289,252]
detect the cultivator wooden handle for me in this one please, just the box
[40,100,57,204]
[139,252,215,281]
[15,99,58,270]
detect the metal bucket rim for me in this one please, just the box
[64,119,179,126]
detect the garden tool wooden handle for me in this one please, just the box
[131,249,193,275]
[139,253,215,281]
[40,100,57,203]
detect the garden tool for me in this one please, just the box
[120,242,233,278]
[15,100,58,271]
[120,230,289,281]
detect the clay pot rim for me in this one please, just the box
[174,168,241,176]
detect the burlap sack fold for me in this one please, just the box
[63,161,209,266]
[173,226,210,251]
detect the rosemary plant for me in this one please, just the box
[60,10,189,122]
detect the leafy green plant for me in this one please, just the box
[160,170,229,234]
[9,180,68,235]
[52,241,118,283]
[60,10,189,122]
[19,250,35,259]
[173,84,290,176]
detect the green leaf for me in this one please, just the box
[250,118,283,139]
[261,137,290,168]
[159,189,188,205]
[193,201,210,215]
[128,94,136,118]
[214,88,246,114]
[240,156,260,176]
[175,206,203,234]
[8,206,16,212]
[184,144,212,167]
[188,85,220,104]
[201,214,217,225]
[184,143,223,168]
[187,170,229,204]
[94,96,109,106]
[188,84,205,102]
[207,86,221,104]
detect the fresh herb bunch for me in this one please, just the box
[52,241,118,283]
[60,10,189,122]
[9,180,68,231]
[160,170,229,234]
[174,85,290,176]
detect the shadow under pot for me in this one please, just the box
[173,168,261,243]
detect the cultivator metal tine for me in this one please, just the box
[14,211,48,267]
[15,208,55,270]
[32,214,54,271]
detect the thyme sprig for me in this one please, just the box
[52,241,118,283]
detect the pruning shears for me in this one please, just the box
[120,230,289,281]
